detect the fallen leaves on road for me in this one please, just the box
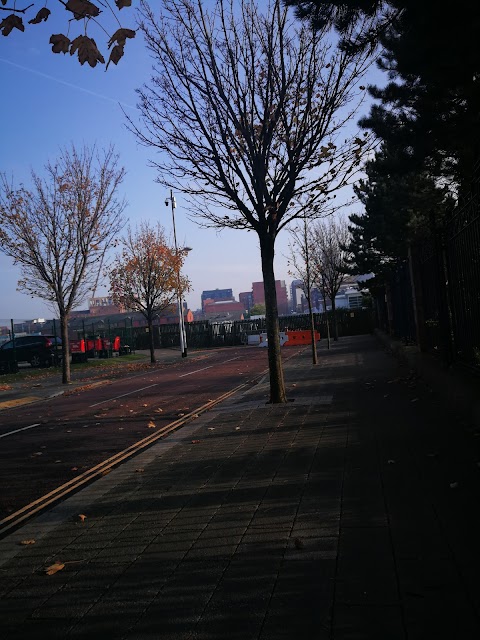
[387,459,396,464]
[449,482,459,489]
[235,427,241,431]
[191,440,201,444]
[71,467,79,471]
[45,562,65,575]
[0,384,12,391]
[147,420,156,428]
[19,539,36,545]
[177,413,185,417]
[208,427,215,431]
[154,408,163,413]
[78,514,87,523]
[135,468,145,473]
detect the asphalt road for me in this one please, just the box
[0,346,283,521]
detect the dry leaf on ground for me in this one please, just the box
[19,539,36,545]
[45,562,65,575]
[147,420,156,428]
[191,440,201,444]
[78,514,87,522]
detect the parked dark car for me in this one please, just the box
[0,335,62,373]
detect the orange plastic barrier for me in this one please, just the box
[285,330,320,345]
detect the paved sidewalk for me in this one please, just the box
[1,335,480,638]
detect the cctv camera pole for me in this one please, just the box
[166,190,187,357]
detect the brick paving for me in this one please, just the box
[1,335,479,639]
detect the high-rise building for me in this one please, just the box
[290,280,304,312]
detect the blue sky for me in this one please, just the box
[0,3,378,321]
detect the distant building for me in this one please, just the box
[252,280,289,315]
[89,296,123,316]
[203,299,245,320]
[290,280,304,313]
[201,288,234,310]
[239,291,253,312]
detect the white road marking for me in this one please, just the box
[0,423,41,439]
[177,355,243,378]
[179,365,214,378]
[89,384,159,407]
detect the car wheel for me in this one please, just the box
[30,355,41,368]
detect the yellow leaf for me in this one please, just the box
[45,562,65,575]
[147,420,156,428]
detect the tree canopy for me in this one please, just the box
[0,144,126,382]
[130,0,372,402]
[109,221,190,363]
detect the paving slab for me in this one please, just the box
[1,335,480,638]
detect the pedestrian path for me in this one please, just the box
[0,335,479,639]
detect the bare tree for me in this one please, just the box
[0,144,126,383]
[311,217,350,341]
[0,0,135,68]
[288,216,318,364]
[130,0,372,402]
[109,221,191,364]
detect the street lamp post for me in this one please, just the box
[165,190,189,357]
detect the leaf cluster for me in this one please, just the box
[0,0,134,68]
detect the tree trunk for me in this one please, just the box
[147,317,156,364]
[260,234,287,403]
[307,296,318,364]
[60,312,71,384]
[332,298,339,341]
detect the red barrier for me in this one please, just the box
[285,330,320,345]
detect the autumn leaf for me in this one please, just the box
[135,468,145,473]
[71,467,79,471]
[28,8,51,24]
[70,35,105,67]
[19,539,36,545]
[78,514,87,522]
[107,28,136,49]
[191,440,201,444]
[66,0,101,20]
[50,34,70,54]
[0,15,25,37]
[45,562,65,575]
[147,420,156,428]
[115,0,132,8]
